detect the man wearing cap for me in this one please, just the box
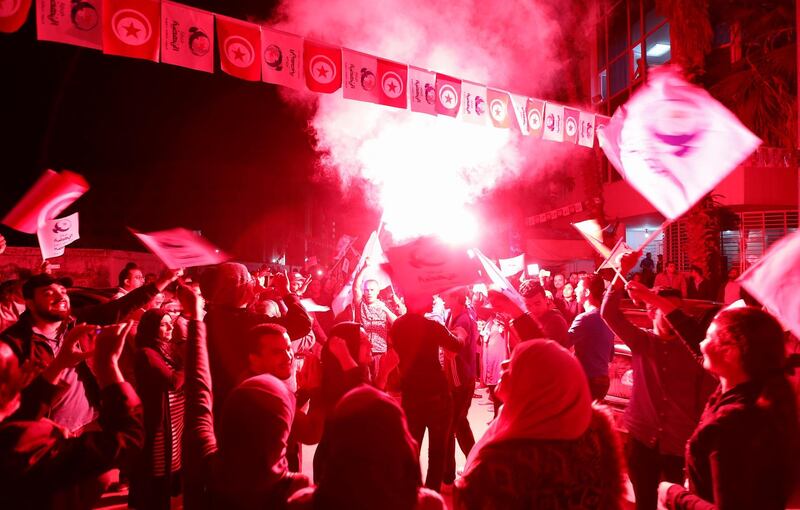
[0,270,182,432]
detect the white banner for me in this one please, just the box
[37,212,80,259]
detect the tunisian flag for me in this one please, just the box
[435,73,461,117]
[526,98,545,138]
[131,227,229,269]
[303,39,341,94]
[377,58,407,109]
[160,1,213,73]
[217,15,261,81]
[37,0,102,49]
[487,89,511,129]
[1,0,31,33]
[102,0,160,61]
[2,169,89,234]
[564,107,580,144]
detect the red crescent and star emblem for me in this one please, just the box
[381,71,403,99]
[224,36,255,67]
[528,109,542,130]
[490,99,507,122]
[566,117,577,136]
[112,9,152,46]
[438,84,457,109]
[309,55,336,84]
[0,0,21,17]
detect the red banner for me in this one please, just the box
[102,0,160,61]
[216,15,261,81]
[303,39,341,94]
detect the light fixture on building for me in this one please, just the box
[647,43,671,57]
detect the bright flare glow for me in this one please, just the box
[646,43,670,57]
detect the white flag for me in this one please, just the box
[342,48,379,103]
[578,110,596,148]
[498,253,525,277]
[131,227,229,269]
[38,213,80,259]
[460,81,489,126]
[597,238,634,271]
[475,249,527,311]
[597,67,761,220]
[738,230,800,338]
[573,219,611,258]
[542,102,565,142]
[408,66,437,116]
[331,231,391,316]
[509,93,529,135]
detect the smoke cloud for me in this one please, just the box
[271,0,593,242]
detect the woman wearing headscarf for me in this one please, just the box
[130,309,185,510]
[318,322,371,410]
[182,284,308,510]
[658,307,800,510]
[288,386,444,510]
[455,339,624,510]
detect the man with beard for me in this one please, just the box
[0,270,182,432]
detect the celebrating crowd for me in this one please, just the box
[0,233,798,510]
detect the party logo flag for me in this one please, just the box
[526,98,545,138]
[2,169,89,234]
[435,73,461,117]
[261,26,303,90]
[542,102,565,142]
[498,253,525,277]
[597,68,761,220]
[408,66,436,115]
[216,15,261,81]
[572,219,610,258]
[342,48,379,103]
[509,93,528,135]
[38,212,79,259]
[578,111,596,148]
[377,58,407,109]
[487,88,511,129]
[564,107,580,144]
[303,39,341,94]
[738,230,800,339]
[475,249,527,311]
[37,0,101,48]
[103,0,160,61]
[131,227,229,269]
[160,1,213,73]
[460,81,488,125]
[2,0,31,33]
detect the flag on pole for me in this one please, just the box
[261,26,303,90]
[498,253,525,277]
[342,48,379,104]
[597,67,761,220]
[564,107,580,144]
[2,0,32,33]
[542,102,565,142]
[303,39,342,94]
[376,58,407,109]
[435,73,461,117]
[738,230,800,338]
[130,227,229,269]
[578,111,596,148]
[526,98,545,138]
[331,231,391,317]
[474,249,527,311]
[572,219,611,258]
[216,15,261,81]
[597,238,633,271]
[487,88,511,129]
[460,81,488,125]
[38,212,80,259]
[160,1,213,73]
[408,66,436,115]
[509,93,528,134]
[102,0,160,61]
[37,0,102,48]
[2,169,89,234]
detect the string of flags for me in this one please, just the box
[0,0,609,147]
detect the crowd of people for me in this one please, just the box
[0,231,798,510]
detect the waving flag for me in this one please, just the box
[38,212,80,259]
[487,88,511,129]
[475,249,526,311]
[564,107,580,144]
[597,238,634,272]
[509,93,528,134]
[738,230,800,338]
[261,26,303,90]
[435,73,461,117]
[303,39,341,94]
[460,81,488,125]
[331,231,391,317]
[578,111,596,148]
[37,0,102,49]
[572,219,610,258]
[342,48,379,104]
[597,67,761,220]
[542,102,565,142]
[408,66,436,115]
[160,1,213,73]
[131,227,229,269]
[2,169,89,234]
[498,253,525,277]
[2,0,31,33]
[103,0,160,61]
[377,58,407,109]
[526,98,545,138]
[217,15,261,81]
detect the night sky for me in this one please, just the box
[0,0,377,263]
